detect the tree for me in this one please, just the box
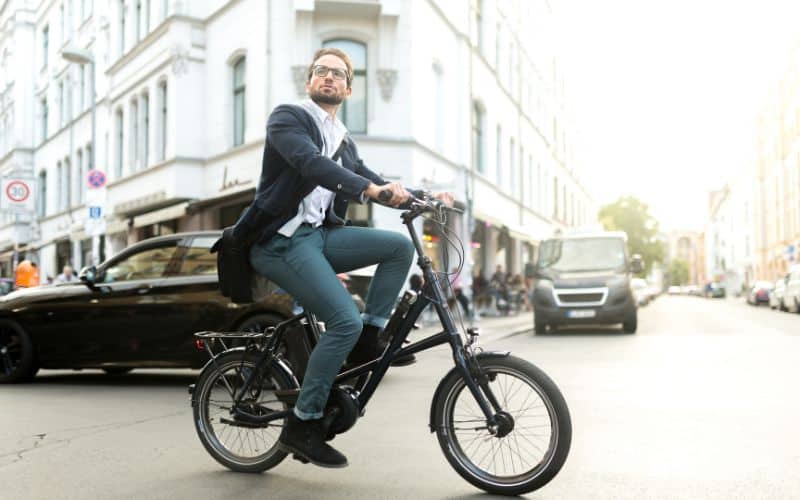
[598,196,664,275]
[668,258,689,286]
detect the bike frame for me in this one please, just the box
[228,201,503,429]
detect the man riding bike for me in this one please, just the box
[232,47,452,468]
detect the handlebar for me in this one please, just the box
[377,189,463,215]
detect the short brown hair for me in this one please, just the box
[307,48,353,87]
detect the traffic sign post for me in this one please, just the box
[1,179,36,213]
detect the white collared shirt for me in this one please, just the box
[277,99,348,237]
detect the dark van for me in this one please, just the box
[529,231,643,334]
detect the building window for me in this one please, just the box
[40,98,48,142]
[135,0,141,41]
[233,57,246,147]
[509,138,515,193]
[82,0,92,20]
[115,109,123,178]
[64,157,72,208]
[76,149,83,204]
[60,3,65,44]
[118,0,126,55]
[553,176,558,219]
[162,0,168,20]
[146,0,151,33]
[496,124,502,185]
[42,26,49,69]
[56,161,63,211]
[158,80,167,160]
[472,102,485,173]
[495,22,501,68]
[37,170,47,217]
[475,0,484,53]
[141,93,149,167]
[58,80,65,126]
[79,66,85,112]
[130,100,139,170]
[323,39,367,133]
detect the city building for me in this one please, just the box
[0,0,594,287]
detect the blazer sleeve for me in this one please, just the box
[267,105,371,201]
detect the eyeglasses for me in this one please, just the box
[312,65,349,81]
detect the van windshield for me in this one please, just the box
[538,237,627,272]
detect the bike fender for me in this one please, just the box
[428,351,510,432]
[190,348,299,407]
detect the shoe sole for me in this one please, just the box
[277,442,348,469]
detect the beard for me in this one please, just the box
[309,86,345,105]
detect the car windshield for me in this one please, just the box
[538,237,626,272]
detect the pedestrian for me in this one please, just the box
[450,267,472,318]
[55,265,78,284]
[14,260,40,289]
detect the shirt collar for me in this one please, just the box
[302,98,347,134]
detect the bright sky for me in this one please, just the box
[558,0,800,232]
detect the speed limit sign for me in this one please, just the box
[1,179,36,212]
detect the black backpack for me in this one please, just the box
[210,227,253,303]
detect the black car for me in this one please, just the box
[0,231,293,383]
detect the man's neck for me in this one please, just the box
[310,98,339,119]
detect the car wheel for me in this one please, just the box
[534,320,547,335]
[0,321,38,383]
[622,313,638,334]
[103,367,133,375]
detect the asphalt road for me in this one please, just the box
[2,295,798,499]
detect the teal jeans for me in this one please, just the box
[249,224,414,420]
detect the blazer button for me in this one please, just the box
[337,184,342,190]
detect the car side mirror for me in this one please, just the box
[79,266,102,288]
[630,254,644,274]
[524,262,539,279]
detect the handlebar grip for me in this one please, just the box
[378,190,393,203]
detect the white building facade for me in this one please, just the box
[0,0,594,285]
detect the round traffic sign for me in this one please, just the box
[5,180,31,202]
[87,169,107,189]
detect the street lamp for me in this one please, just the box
[61,46,99,265]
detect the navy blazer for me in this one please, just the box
[233,104,419,245]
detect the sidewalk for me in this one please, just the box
[414,311,534,339]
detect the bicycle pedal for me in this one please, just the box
[292,454,310,464]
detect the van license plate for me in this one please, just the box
[567,309,596,318]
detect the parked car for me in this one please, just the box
[631,278,651,306]
[708,283,726,298]
[784,268,800,313]
[747,281,774,306]
[0,231,295,383]
[667,285,682,295]
[770,276,788,311]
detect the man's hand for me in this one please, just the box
[433,192,455,207]
[365,182,410,208]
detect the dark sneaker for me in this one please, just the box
[278,414,348,468]
[347,325,416,367]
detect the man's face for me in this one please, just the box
[306,54,352,106]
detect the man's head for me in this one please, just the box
[306,48,353,106]
[63,265,73,276]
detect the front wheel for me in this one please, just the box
[432,355,571,496]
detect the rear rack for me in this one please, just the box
[194,330,273,340]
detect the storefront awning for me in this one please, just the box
[132,202,189,228]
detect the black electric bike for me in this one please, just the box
[189,194,571,496]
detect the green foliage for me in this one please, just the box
[668,258,690,286]
[598,196,664,275]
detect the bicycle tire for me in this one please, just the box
[432,355,571,495]
[192,349,297,473]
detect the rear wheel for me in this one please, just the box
[0,321,38,383]
[432,355,571,495]
[193,350,296,473]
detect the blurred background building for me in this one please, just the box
[0,0,594,285]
